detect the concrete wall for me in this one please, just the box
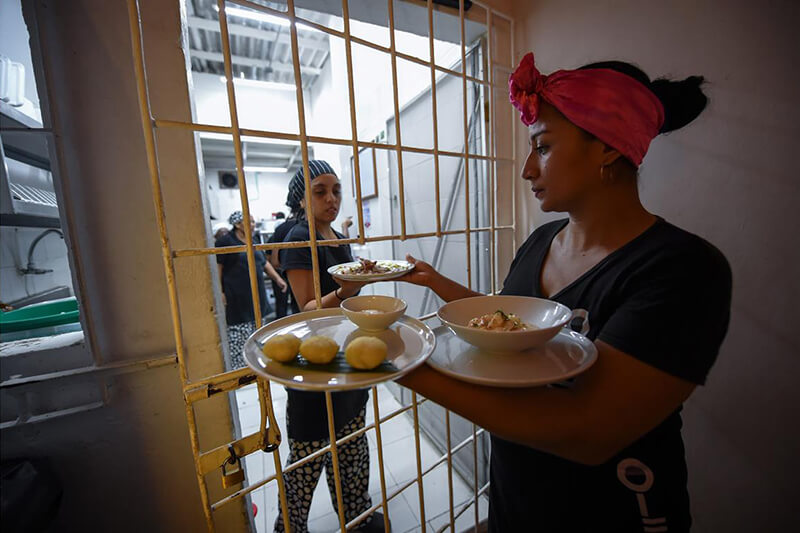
[510,1,799,531]
[0,0,248,531]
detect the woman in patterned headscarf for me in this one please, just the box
[273,160,386,533]
[215,210,286,369]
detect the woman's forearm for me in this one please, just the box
[426,271,482,302]
[301,284,358,311]
[397,364,585,461]
[264,260,283,284]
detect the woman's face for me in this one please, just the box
[235,216,255,235]
[307,173,341,223]
[520,102,609,213]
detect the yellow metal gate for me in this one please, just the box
[125,0,515,530]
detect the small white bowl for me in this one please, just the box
[437,295,574,352]
[341,295,407,332]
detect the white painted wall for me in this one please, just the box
[510,1,799,531]
[204,167,293,231]
[190,71,300,133]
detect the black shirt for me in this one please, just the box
[267,218,298,270]
[282,221,369,441]
[490,218,731,533]
[215,232,270,326]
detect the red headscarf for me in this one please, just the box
[509,53,664,167]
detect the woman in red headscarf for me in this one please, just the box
[395,54,731,532]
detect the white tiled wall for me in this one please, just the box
[0,226,73,304]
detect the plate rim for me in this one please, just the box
[428,326,598,388]
[243,308,436,391]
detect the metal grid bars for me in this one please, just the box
[125,0,514,531]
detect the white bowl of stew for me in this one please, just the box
[437,295,574,352]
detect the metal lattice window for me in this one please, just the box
[126,0,515,530]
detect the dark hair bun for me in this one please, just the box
[649,76,708,133]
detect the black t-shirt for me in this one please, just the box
[267,218,298,270]
[282,221,368,442]
[215,232,270,326]
[489,218,731,533]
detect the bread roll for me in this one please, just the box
[299,335,339,364]
[262,334,301,362]
[345,336,388,370]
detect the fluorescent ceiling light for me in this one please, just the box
[214,5,316,32]
[243,166,289,173]
[218,76,296,91]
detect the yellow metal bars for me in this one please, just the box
[286,0,323,310]
[445,410,455,530]
[486,9,497,295]
[387,0,407,240]
[371,386,392,530]
[459,0,472,292]
[126,0,518,529]
[215,8,288,523]
[233,0,495,91]
[325,391,348,530]
[411,391,428,531]
[427,0,442,236]
[125,0,213,530]
[215,0,262,331]
[341,0,367,245]
[216,2,293,529]
[154,118,514,163]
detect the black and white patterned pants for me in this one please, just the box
[274,408,372,533]
[227,321,256,370]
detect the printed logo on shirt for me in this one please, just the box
[617,458,668,532]
[570,308,590,335]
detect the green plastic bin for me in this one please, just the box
[0,297,81,342]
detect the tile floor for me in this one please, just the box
[235,383,488,533]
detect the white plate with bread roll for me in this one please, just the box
[243,308,435,391]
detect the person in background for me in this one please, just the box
[395,53,731,532]
[274,160,385,533]
[213,225,229,241]
[267,199,301,318]
[340,215,354,238]
[215,211,286,369]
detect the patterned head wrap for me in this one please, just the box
[287,160,337,210]
[228,211,244,226]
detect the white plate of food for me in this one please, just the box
[243,308,435,391]
[428,325,597,388]
[328,258,414,282]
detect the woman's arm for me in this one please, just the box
[397,340,695,465]
[264,260,287,292]
[398,255,482,302]
[268,250,281,270]
[286,269,364,311]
